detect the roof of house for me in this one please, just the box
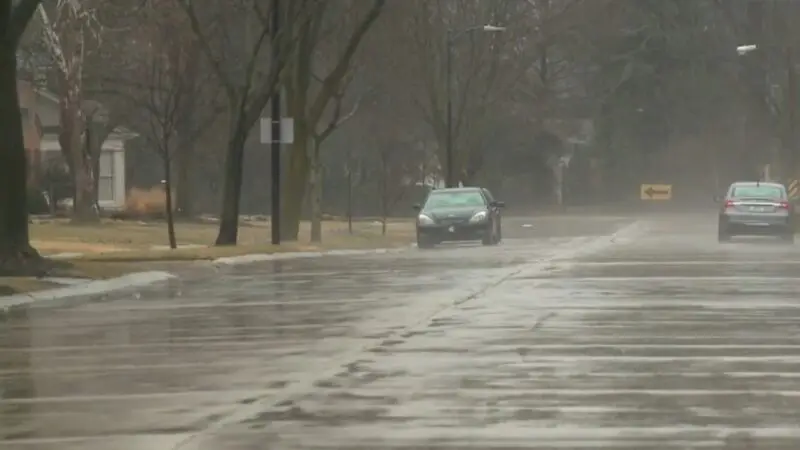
[33,87,137,138]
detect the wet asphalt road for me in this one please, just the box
[3,214,800,449]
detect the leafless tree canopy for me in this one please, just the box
[4,0,800,249]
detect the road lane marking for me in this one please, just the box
[0,389,277,404]
[528,276,800,281]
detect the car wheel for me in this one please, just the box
[482,226,494,246]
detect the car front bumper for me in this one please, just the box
[418,222,490,241]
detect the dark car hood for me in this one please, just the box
[423,206,484,220]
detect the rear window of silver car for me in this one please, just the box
[730,185,785,199]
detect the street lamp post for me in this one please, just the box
[445,24,505,188]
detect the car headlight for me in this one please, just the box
[418,214,435,225]
[469,210,488,223]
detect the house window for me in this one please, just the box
[98,152,115,202]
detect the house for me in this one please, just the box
[18,79,135,210]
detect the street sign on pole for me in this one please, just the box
[640,184,672,200]
[259,117,294,144]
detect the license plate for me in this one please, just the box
[448,226,455,232]
[750,206,767,212]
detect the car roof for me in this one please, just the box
[429,187,483,193]
[729,181,785,189]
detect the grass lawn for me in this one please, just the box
[0,218,415,295]
[29,218,414,258]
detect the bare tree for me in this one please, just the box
[308,72,364,242]
[97,0,222,245]
[175,0,307,245]
[280,0,386,241]
[37,0,102,222]
[0,0,45,272]
[133,6,194,248]
[377,142,416,235]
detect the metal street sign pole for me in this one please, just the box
[270,0,281,245]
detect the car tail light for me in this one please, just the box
[778,201,790,209]
[724,200,735,208]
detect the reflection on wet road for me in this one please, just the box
[4,214,800,449]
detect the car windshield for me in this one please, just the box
[731,185,784,200]
[425,191,485,209]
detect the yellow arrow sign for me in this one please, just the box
[640,184,672,200]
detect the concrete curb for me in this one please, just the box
[211,246,411,266]
[0,271,176,311]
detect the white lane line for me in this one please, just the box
[362,371,800,379]
[368,355,800,363]
[176,425,800,440]
[0,360,320,376]
[464,344,800,350]
[329,388,800,396]
[573,260,800,266]
[531,276,800,281]
[0,389,275,404]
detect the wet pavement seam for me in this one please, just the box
[169,221,645,450]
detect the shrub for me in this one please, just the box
[124,187,170,219]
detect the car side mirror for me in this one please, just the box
[491,201,505,208]
[412,204,421,211]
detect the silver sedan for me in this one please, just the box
[716,181,794,243]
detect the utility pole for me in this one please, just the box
[445,31,454,188]
[270,0,281,245]
[787,46,797,178]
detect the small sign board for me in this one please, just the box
[640,184,672,200]
[788,179,799,200]
[259,117,294,144]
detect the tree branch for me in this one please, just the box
[176,0,235,97]
[317,88,364,143]
[307,0,385,123]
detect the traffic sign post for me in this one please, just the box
[260,117,295,144]
[640,184,672,201]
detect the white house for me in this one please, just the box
[34,89,135,210]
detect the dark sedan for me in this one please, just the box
[413,187,504,248]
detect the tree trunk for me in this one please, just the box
[0,44,41,272]
[164,154,177,250]
[309,139,322,243]
[280,127,310,241]
[59,91,96,222]
[347,163,353,235]
[381,152,388,236]
[214,115,248,246]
